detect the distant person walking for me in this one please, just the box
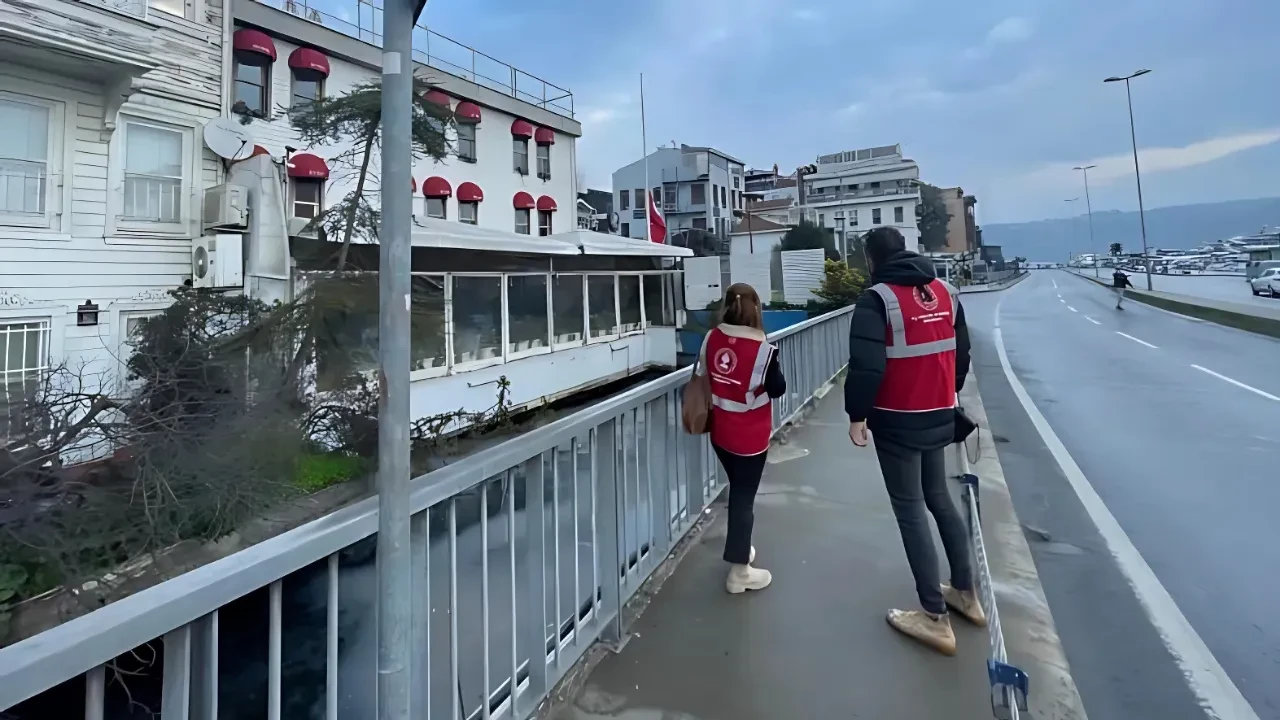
[696,283,786,594]
[844,227,985,655]
[1112,269,1134,309]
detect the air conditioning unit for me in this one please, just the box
[203,183,249,231]
[191,234,244,289]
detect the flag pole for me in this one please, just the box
[640,72,649,240]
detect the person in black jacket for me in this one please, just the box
[845,227,983,655]
[1112,269,1134,309]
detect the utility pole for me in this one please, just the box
[1073,165,1099,278]
[377,0,422,717]
[1105,69,1153,290]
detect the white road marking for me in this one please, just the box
[1052,277,1058,289]
[1116,331,1158,349]
[994,294,1260,720]
[1059,297,1066,304]
[1067,305,1078,313]
[1191,365,1280,402]
[1085,316,1102,325]
[1057,293,1063,299]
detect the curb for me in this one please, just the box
[959,272,1030,294]
[1066,271,1280,339]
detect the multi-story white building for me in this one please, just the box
[801,144,921,252]
[611,144,745,242]
[1,0,229,426]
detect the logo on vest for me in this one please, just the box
[713,347,738,375]
[913,286,940,311]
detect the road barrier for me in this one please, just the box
[0,309,854,719]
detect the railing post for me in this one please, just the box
[593,418,628,651]
[519,456,548,717]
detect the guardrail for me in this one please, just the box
[0,306,854,719]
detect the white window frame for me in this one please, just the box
[110,303,167,394]
[425,196,447,220]
[458,201,479,225]
[290,71,324,110]
[291,179,325,221]
[503,272,553,363]
[408,273,449,381]
[107,108,199,242]
[456,124,477,162]
[538,210,553,237]
[512,137,529,175]
[149,0,194,19]
[514,208,530,235]
[535,143,550,180]
[0,309,63,435]
[872,208,882,225]
[0,88,68,235]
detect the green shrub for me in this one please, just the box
[293,453,367,493]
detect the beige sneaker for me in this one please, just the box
[886,609,957,656]
[942,583,988,627]
[726,563,772,594]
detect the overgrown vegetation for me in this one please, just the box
[813,259,869,311]
[917,183,952,252]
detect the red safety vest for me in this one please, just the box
[703,326,775,456]
[869,279,959,413]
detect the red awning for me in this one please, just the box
[233,28,276,62]
[536,195,558,211]
[457,182,484,203]
[424,89,451,107]
[534,127,556,145]
[250,144,271,158]
[510,119,534,138]
[422,176,452,198]
[287,153,329,179]
[288,47,330,77]
[512,191,535,210]
[455,101,482,124]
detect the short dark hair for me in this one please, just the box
[863,226,907,269]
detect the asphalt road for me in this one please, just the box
[1102,269,1280,310]
[962,271,1280,720]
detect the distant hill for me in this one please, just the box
[981,197,1280,262]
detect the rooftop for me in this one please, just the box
[745,198,793,211]
[680,144,745,166]
[730,215,790,234]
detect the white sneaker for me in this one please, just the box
[749,546,756,564]
[726,563,772,594]
[886,609,957,656]
[941,583,987,627]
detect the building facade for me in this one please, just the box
[612,144,745,242]
[1,0,229,423]
[938,186,977,254]
[800,144,921,252]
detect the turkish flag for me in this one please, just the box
[648,192,666,243]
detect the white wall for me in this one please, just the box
[239,33,577,237]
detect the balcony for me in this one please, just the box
[804,185,919,205]
[255,0,574,119]
[0,0,160,81]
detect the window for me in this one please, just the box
[117,310,160,392]
[894,205,904,224]
[691,183,706,205]
[870,181,881,189]
[712,184,719,208]
[587,275,618,338]
[122,121,184,224]
[0,96,52,225]
[692,217,707,230]
[642,276,663,327]
[536,144,550,179]
[620,222,630,237]
[850,209,858,227]
[619,190,630,211]
[151,0,192,17]
[818,214,825,227]
[507,274,549,354]
[552,274,584,344]
[663,186,676,208]
[515,208,530,235]
[872,208,882,225]
[538,210,553,236]
[720,185,727,208]
[459,202,478,225]
[635,189,645,210]
[1,319,50,438]
[733,176,740,189]
[456,124,477,162]
[618,275,642,333]
[314,275,378,390]
[731,190,737,209]
[513,138,529,174]
[452,276,502,364]
[426,197,446,219]
[291,73,322,109]
[233,60,269,117]
[410,276,446,371]
[293,179,323,219]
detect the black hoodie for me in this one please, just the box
[844,250,971,451]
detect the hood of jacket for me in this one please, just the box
[870,250,937,287]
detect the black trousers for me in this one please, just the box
[713,445,767,564]
[874,439,974,615]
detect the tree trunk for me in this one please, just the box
[336,127,378,271]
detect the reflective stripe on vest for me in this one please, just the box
[869,282,958,358]
[706,329,774,413]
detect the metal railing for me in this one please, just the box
[803,186,919,204]
[258,0,574,119]
[0,306,854,719]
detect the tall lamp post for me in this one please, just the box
[1072,165,1099,277]
[1105,68,1153,290]
[1064,197,1080,265]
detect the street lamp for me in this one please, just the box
[1064,198,1080,266]
[1105,68,1152,290]
[1072,165,1099,277]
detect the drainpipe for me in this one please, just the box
[220,0,234,120]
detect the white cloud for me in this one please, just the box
[987,17,1035,45]
[1023,129,1280,187]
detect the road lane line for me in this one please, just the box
[1191,365,1280,402]
[1052,277,1058,289]
[1085,316,1101,325]
[993,295,1260,720]
[1067,305,1078,313]
[1116,331,1158,349]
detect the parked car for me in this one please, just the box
[1250,267,1280,296]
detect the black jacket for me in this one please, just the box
[844,251,972,451]
[1113,271,1133,289]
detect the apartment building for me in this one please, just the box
[611,144,745,242]
[801,144,922,252]
[1,0,229,422]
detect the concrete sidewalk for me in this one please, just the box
[550,389,997,720]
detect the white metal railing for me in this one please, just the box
[0,167,47,215]
[122,175,181,223]
[0,307,854,719]
[804,186,919,204]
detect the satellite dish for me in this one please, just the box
[203,118,254,161]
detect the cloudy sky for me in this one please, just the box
[354,0,1280,224]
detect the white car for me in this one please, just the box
[1250,267,1280,296]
